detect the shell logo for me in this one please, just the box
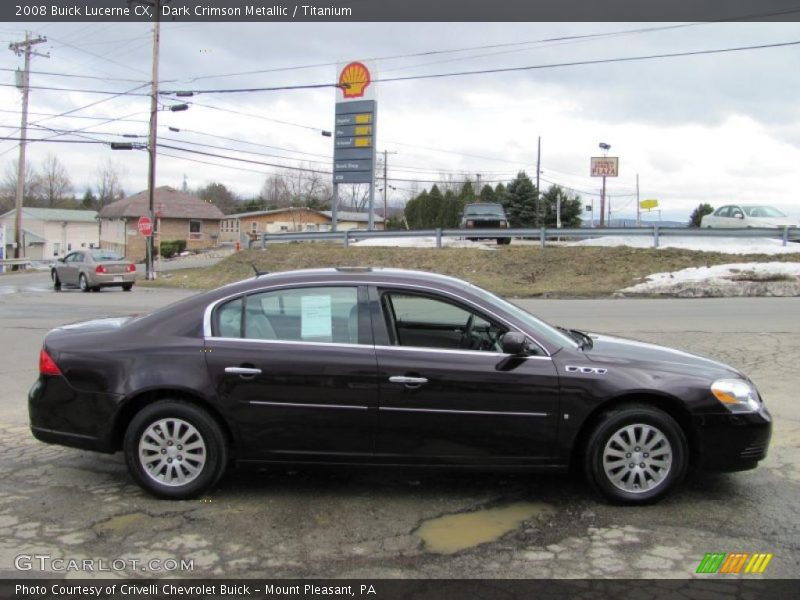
[339,61,371,99]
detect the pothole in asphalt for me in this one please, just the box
[415,502,555,554]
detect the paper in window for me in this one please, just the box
[300,295,333,339]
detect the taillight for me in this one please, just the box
[127,264,136,273]
[39,348,62,376]
[95,265,107,274]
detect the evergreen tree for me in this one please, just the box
[479,184,496,203]
[81,188,96,210]
[541,185,583,228]
[501,172,539,227]
[459,181,476,204]
[688,203,714,227]
[440,189,462,228]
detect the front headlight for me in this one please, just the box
[711,379,761,413]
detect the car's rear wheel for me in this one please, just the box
[79,273,90,292]
[584,404,688,504]
[122,283,133,292]
[124,400,228,499]
[52,270,61,291]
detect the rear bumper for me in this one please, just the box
[28,376,117,453]
[693,407,772,472]
[90,272,136,287]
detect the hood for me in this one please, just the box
[582,333,742,379]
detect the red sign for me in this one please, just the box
[137,216,153,237]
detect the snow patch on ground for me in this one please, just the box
[622,262,800,297]
[351,236,494,249]
[569,235,799,255]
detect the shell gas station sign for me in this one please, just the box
[333,61,377,185]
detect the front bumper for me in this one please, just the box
[693,406,772,471]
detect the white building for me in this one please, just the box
[0,208,99,260]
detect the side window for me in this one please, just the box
[381,292,506,352]
[731,206,744,218]
[215,298,243,338]
[714,206,730,217]
[213,287,362,344]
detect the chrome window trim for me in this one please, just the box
[379,407,549,418]
[249,401,368,411]
[202,279,552,356]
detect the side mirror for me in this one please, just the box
[57,257,65,263]
[500,331,527,355]
[734,213,744,219]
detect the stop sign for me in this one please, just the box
[137,216,153,237]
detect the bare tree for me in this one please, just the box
[282,166,331,209]
[1,160,41,211]
[340,184,370,212]
[38,154,72,208]
[95,159,125,207]
[260,173,291,208]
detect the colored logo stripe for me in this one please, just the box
[696,553,773,574]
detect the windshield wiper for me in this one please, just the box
[557,326,593,350]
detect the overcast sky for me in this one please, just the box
[1,20,799,221]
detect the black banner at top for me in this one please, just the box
[4,0,800,22]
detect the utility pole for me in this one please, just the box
[129,0,168,279]
[535,136,541,224]
[381,150,397,229]
[8,32,47,267]
[636,173,640,227]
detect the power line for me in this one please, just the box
[0,67,149,84]
[165,39,800,96]
[0,82,150,96]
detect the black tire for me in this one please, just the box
[79,273,90,293]
[124,400,228,500]
[52,270,61,291]
[497,238,511,245]
[584,404,688,505]
[122,283,133,292]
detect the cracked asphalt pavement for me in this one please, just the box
[0,272,798,578]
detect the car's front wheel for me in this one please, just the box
[124,400,228,499]
[584,404,688,504]
[52,270,61,291]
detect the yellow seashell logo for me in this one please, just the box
[339,62,371,98]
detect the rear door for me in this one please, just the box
[204,284,379,461]
[372,287,560,464]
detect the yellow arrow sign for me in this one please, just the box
[640,199,659,210]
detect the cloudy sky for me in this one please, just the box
[1,20,799,221]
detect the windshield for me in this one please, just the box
[743,206,787,218]
[465,283,578,350]
[464,204,506,216]
[90,250,124,261]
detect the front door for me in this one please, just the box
[204,285,378,461]
[373,288,560,464]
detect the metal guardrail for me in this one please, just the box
[252,225,800,249]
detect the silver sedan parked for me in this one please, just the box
[51,249,137,292]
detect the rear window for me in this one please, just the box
[90,250,124,261]
[464,204,506,216]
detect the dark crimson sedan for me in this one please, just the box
[29,268,771,503]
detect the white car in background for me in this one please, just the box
[701,204,798,229]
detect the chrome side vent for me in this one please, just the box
[565,365,608,375]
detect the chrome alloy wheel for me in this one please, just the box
[602,423,672,493]
[138,418,207,487]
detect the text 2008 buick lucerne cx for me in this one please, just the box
[28,268,772,503]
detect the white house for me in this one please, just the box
[0,207,99,260]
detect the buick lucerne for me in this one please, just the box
[29,268,771,503]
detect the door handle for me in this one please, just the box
[225,367,262,376]
[389,375,428,388]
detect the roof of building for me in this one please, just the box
[98,186,225,220]
[224,207,324,219]
[2,227,46,245]
[0,207,98,222]
[321,211,385,223]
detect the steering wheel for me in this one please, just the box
[460,314,475,349]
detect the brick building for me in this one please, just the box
[98,186,224,261]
